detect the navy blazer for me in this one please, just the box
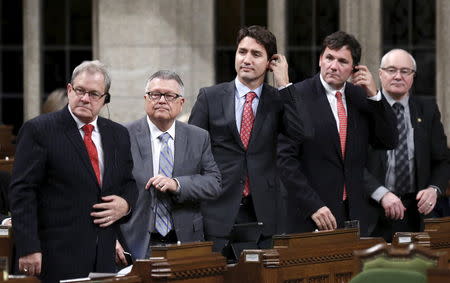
[278,74,398,236]
[9,107,137,282]
[365,95,450,231]
[189,80,310,237]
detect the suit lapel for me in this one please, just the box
[249,83,269,146]
[313,76,342,160]
[61,107,100,188]
[222,81,245,149]
[172,121,186,177]
[135,117,154,178]
[409,97,424,172]
[98,118,114,189]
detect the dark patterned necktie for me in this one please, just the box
[393,103,410,194]
[155,132,174,236]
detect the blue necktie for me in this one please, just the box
[155,132,174,236]
[393,103,411,194]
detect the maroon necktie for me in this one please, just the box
[82,124,101,185]
[240,92,256,197]
[335,91,347,200]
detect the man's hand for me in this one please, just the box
[91,195,129,227]
[115,240,128,266]
[19,252,42,276]
[351,65,377,97]
[380,192,406,220]
[269,54,290,87]
[417,187,438,215]
[146,175,178,193]
[311,206,337,231]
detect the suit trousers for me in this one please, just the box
[371,193,420,242]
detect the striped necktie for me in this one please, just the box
[155,132,174,236]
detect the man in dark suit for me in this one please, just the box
[9,60,138,282]
[116,71,222,262]
[365,49,449,241]
[278,31,398,236]
[189,25,309,255]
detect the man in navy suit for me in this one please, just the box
[278,31,398,236]
[189,25,310,255]
[365,49,449,241]
[9,60,137,282]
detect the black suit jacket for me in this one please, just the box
[365,95,450,230]
[189,80,310,237]
[278,74,398,235]
[9,107,137,282]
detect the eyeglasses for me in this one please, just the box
[72,86,108,101]
[145,91,181,102]
[381,67,415,76]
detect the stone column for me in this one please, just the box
[268,0,286,56]
[23,0,42,121]
[436,0,450,146]
[340,0,381,83]
[94,0,214,123]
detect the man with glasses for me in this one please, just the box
[365,49,449,241]
[9,60,138,282]
[116,70,222,263]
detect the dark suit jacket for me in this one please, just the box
[278,74,398,235]
[9,107,138,282]
[119,118,222,259]
[365,95,450,231]
[189,80,310,237]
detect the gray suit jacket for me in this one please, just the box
[119,118,222,259]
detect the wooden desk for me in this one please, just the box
[424,216,450,267]
[0,159,13,173]
[273,228,385,283]
[427,267,450,283]
[130,242,226,283]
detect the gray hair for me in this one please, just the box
[380,49,417,71]
[145,70,184,96]
[71,60,112,93]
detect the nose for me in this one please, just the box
[80,92,90,102]
[329,59,338,70]
[157,94,167,103]
[393,70,402,80]
[243,53,251,64]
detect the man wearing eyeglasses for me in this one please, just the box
[365,49,449,241]
[116,70,222,263]
[9,60,138,282]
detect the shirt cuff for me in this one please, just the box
[1,217,11,225]
[367,90,382,101]
[429,185,442,196]
[278,82,292,90]
[371,186,390,202]
[173,178,181,194]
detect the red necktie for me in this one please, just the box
[82,124,101,185]
[240,92,256,197]
[335,91,347,200]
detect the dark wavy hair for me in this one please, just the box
[321,31,361,66]
[236,25,277,60]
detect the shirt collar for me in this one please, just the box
[319,74,346,96]
[146,116,176,141]
[234,77,263,99]
[68,105,99,132]
[382,89,410,108]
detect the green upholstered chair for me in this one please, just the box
[350,243,447,283]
